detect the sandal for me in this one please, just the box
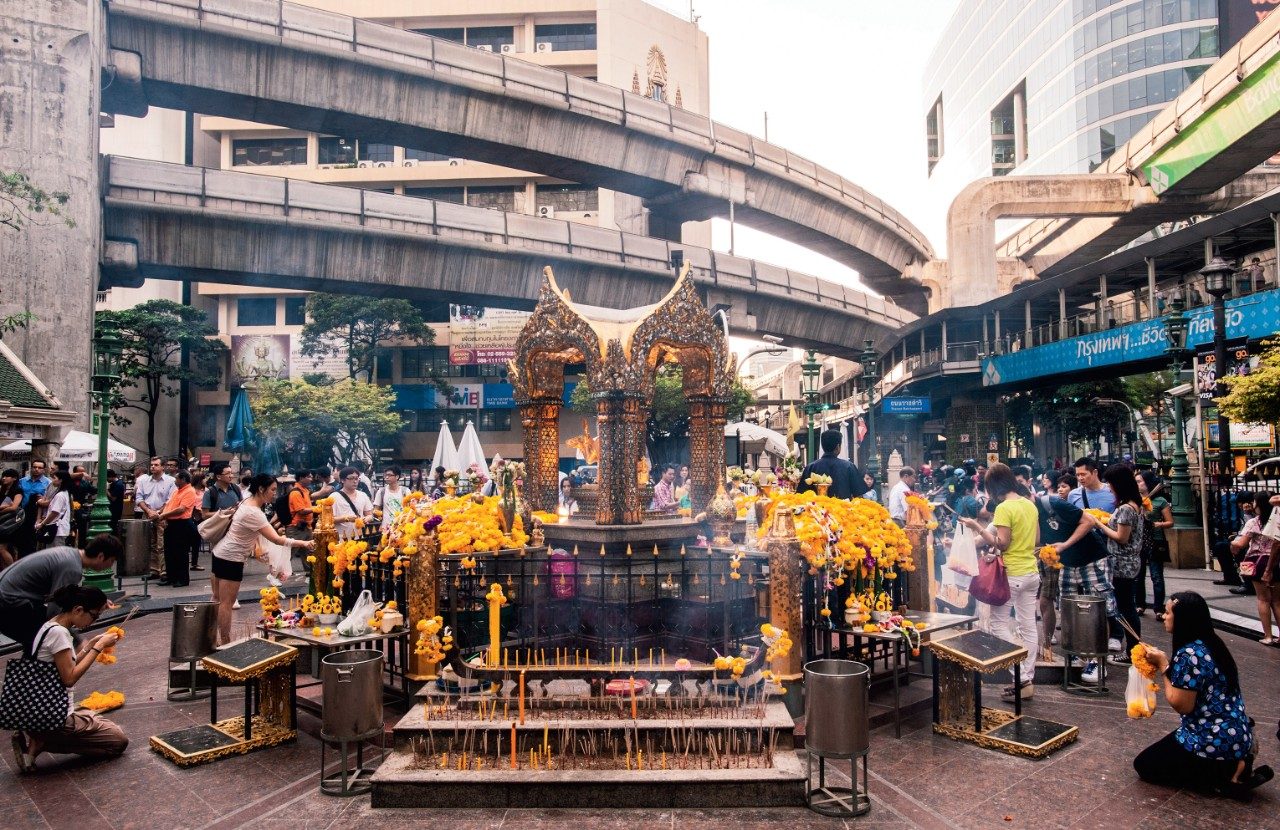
[1261,638,1277,646]
[10,732,34,774]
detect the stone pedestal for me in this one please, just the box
[1167,526,1206,570]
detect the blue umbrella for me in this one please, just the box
[223,387,256,453]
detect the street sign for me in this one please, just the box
[883,396,930,415]
[986,452,1000,466]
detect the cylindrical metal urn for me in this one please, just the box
[1060,594,1107,654]
[803,659,871,757]
[321,649,384,741]
[169,602,218,662]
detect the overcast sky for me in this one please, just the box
[683,0,961,295]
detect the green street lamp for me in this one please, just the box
[1163,295,1196,529]
[1199,256,1235,479]
[801,349,822,461]
[859,339,880,485]
[88,320,123,540]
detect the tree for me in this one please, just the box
[1219,338,1280,425]
[570,365,755,445]
[96,301,226,459]
[251,379,404,469]
[299,293,447,390]
[0,171,73,234]
[1028,379,1136,450]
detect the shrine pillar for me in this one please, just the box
[688,396,728,513]
[595,392,644,525]
[519,396,562,512]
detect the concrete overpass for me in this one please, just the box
[101,156,915,356]
[101,0,934,309]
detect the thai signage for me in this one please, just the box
[981,289,1280,387]
[448,305,530,365]
[392,381,576,411]
[883,396,931,414]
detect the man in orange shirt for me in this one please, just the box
[286,469,315,543]
[158,470,199,588]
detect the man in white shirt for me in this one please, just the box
[374,466,406,531]
[134,457,175,578]
[332,466,375,540]
[888,467,917,526]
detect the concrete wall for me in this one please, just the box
[0,0,101,428]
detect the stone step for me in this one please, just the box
[370,748,808,809]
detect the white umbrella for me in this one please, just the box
[838,422,850,461]
[723,421,789,457]
[0,430,137,464]
[429,421,459,474]
[456,420,488,474]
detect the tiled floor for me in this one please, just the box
[1,605,1276,829]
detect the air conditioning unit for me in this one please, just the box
[357,160,373,168]
[500,43,516,54]
[375,161,391,168]
[536,42,552,53]
[476,44,493,51]
[448,158,464,166]
[537,205,555,219]
[402,159,419,168]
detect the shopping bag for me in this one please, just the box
[264,539,293,582]
[337,589,378,637]
[198,505,237,544]
[947,524,979,577]
[1125,664,1158,718]
[969,553,1010,606]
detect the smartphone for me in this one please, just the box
[936,502,956,515]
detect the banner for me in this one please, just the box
[883,396,930,415]
[1194,339,1258,401]
[448,305,530,365]
[231,334,290,383]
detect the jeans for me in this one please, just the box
[1137,553,1166,610]
[978,571,1041,680]
[1111,576,1141,650]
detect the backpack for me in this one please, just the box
[273,489,293,526]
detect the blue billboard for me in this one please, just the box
[883,396,931,414]
[981,289,1280,387]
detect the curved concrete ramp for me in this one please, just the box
[104,0,932,306]
[101,157,914,356]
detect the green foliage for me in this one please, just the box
[299,294,444,389]
[0,171,73,233]
[1219,338,1280,426]
[1027,379,1136,443]
[570,365,755,444]
[0,311,35,338]
[251,379,404,468]
[96,300,226,459]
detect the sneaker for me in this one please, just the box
[10,732,34,774]
[1081,661,1101,684]
[266,574,283,588]
[1108,653,1132,666]
[232,600,241,609]
[1107,638,1123,652]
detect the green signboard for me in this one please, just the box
[1142,51,1280,194]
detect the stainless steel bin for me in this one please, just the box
[802,659,871,816]
[170,602,218,661]
[1061,594,1108,655]
[319,649,385,796]
[119,518,150,577]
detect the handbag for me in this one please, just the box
[1239,552,1270,578]
[0,506,25,536]
[969,552,1011,606]
[198,503,239,545]
[0,626,71,732]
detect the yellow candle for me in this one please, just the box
[519,670,526,725]
[530,748,536,769]
[503,648,508,668]
[626,544,633,557]
[599,544,606,557]
[649,648,654,667]
[486,584,505,668]
[634,647,639,664]
[543,723,549,754]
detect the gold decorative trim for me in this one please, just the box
[149,718,297,767]
[202,644,298,682]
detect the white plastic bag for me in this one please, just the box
[337,589,378,637]
[947,523,979,577]
[263,540,293,582]
[1125,665,1158,719]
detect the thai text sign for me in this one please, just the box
[883,396,931,414]
[448,305,530,365]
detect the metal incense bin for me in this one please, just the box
[803,659,871,817]
[167,601,218,700]
[1060,594,1109,695]
[320,649,386,796]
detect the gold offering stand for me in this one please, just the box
[928,630,1076,759]
[151,638,299,766]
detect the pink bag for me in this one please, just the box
[548,548,577,599]
[969,553,1010,606]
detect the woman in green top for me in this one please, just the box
[1137,471,1173,619]
[961,463,1041,700]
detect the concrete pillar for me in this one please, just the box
[1059,289,1067,339]
[920,329,926,355]
[1272,214,1279,281]
[1025,300,1032,344]
[1204,237,1214,265]
[0,0,102,426]
[941,320,948,357]
[982,315,989,354]
[1147,257,1157,316]
[306,133,319,167]
[1098,274,1108,327]
[994,309,1002,342]
[1013,87,1027,165]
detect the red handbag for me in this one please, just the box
[970,553,1011,606]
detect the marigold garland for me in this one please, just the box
[79,691,125,711]
[95,626,125,664]
[1038,545,1063,570]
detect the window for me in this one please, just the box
[479,410,512,431]
[318,137,357,166]
[358,142,395,163]
[467,186,517,212]
[404,147,452,162]
[405,186,465,204]
[237,297,276,327]
[284,297,307,326]
[926,95,943,174]
[650,82,665,102]
[232,138,306,167]
[533,23,597,51]
[376,353,393,382]
[535,184,599,212]
[402,346,452,379]
[415,27,464,43]
[412,409,469,433]
[466,26,515,50]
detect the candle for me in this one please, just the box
[662,751,667,769]
[530,748,536,770]
[504,700,509,721]
[634,647,639,664]
[585,648,589,665]
[503,648,508,668]
[486,584,505,668]
[519,670,526,724]
[599,544,606,557]
[660,648,665,665]
[543,723,549,754]
[630,675,637,719]
[510,723,516,768]
[649,648,654,667]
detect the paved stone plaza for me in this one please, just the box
[1,601,1275,830]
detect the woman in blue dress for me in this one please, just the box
[1135,591,1273,800]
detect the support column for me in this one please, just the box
[1059,289,1067,339]
[688,396,728,513]
[941,320,948,357]
[595,393,643,525]
[1013,86,1027,165]
[1024,300,1032,344]
[519,397,562,513]
[1146,257,1157,316]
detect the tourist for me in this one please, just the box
[157,470,198,589]
[430,466,447,499]
[675,465,692,510]
[888,467,916,526]
[188,470,207,571]
[0,535,121,654]
[15,461,51,557]
[960,463,1040,700]
[210,474,314,644]
[32,470,71,550]
[375,466,406,531]
[0,469,23,568]
[952,474,987,521]
[558,477,579,515]
[1231,491,1279,644]
[1032,487,1100,658]
[650,465,678,512]
[1214,492,1256,593]
[332,466,375,540]
[134,457,175,579]
[408,467,424,493]
[284,469,314,542]
[798,429,870,499]
[1055,472,1076,500]
[1134,592,1272,801]
[105,469,125,536]
[68,465,94,547]
[1067,457,1116,512]
[1137,471,1172,618]
[1085,464,1144,663]
[8,584,128,774]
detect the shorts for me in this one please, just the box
[211,555,245,582]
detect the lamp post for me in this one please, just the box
[1199,256,1234,479]
[1163,295,1196,529]
[88,319,123,539]
[859,339,880,485]
[800,349,821,461]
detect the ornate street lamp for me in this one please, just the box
[801,350,821,461]
[859,339,880,485]
[1163,295,1196,529]
[88,319,123,539]
[1199,256,1234,478]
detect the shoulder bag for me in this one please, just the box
[0,626,71,732]
[969,550,1011,606]
[198,501,241,545]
